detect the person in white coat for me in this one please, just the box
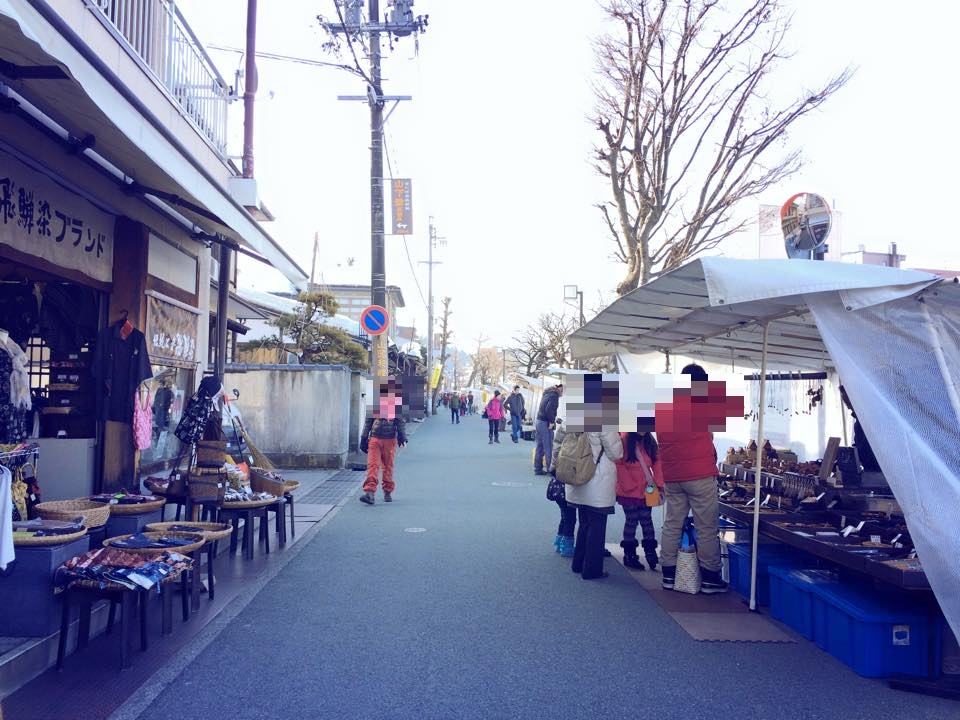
[551,374,624,580]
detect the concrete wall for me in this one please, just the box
[225,364,353,468]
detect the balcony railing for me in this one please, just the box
[91,0,230,157]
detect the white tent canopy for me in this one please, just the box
[570,257,960,642]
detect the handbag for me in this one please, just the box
[674,519,702,594]
[546,474,565,502]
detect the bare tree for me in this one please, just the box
[593,0,852,294]
[513,313,579,375]
[468,346,501,387]
[430,297,452,414]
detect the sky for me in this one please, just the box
[177,1,960,354]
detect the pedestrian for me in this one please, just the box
[615,429,664,570]
[459,393,467,419]
[359,379,407,505]
[449,391,461,424]
[534,384,563,475]
[485,390,504,444]
[503,385,526,443]
[552,418,624,580]
[467,391,475,415]
[657,363,727,593]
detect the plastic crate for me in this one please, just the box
[727,543,810,606]
[811,582,940,678]
[768,568,839,640]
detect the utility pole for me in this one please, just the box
[309,231,319,286]
[419,217,443,387]
[323,2,428,376]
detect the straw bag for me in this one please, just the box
[250,467,285,497]
[187,470,226,503]
[674,519,701,595]
[195,440,227,467]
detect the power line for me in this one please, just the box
[382,133,429,310]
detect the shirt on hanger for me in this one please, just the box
[91,321,153,423]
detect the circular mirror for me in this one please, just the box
[781,193,832,259]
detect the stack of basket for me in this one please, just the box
[188,440,227,504]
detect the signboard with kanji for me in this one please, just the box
[391,178,413,235]
[146,294,200,368]
[360,305,390,336]
[0,150,114,284]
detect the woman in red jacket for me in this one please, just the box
[655,363,728,594]
[615,430,664,570]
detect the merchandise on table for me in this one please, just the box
[54,547,192,591]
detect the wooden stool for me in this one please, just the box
[218,506,270,560]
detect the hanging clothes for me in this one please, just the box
[133,387,153,450]
[91,320,153,423]
[0,343,28,443]
[0,333,31,412]
[0,282,38,346]
[1,465,14,570]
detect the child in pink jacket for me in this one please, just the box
[614,431,665,570]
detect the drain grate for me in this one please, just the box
[300,473,361,504]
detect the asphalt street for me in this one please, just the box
[128,415,958,720]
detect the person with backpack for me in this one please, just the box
[449,392,461,424]
[359,379,408,505]
[552,414,624,580]
[485,390,504,444]
[467,392,475,415]
[615,429,664,570]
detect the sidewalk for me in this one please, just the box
[110,416,960,719]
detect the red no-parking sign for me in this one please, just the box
[360,305,390,336]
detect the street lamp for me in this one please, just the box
[563,284,585,327]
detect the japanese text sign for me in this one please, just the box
[391,178,412,235]
[147,295,199,368]
[0,151,114,283]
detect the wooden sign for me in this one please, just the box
[820,437,842,481]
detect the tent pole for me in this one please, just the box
[749,322,770,612]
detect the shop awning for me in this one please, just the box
[0,1,308,288]
[570,257,940,370]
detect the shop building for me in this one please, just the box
[0,0,307,497]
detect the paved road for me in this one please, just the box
[129,416,958,720]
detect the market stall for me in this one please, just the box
[569,257,960,650]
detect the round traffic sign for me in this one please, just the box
[360,304,390,336]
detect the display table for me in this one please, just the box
[0,535,90,636]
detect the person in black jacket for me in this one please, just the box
[503,385,526,444]
[534,384,563,475]
[360,380,408,505]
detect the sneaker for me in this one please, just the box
[534,469,547,476]
[661,565,676,590]
[494,438,500,443]
[383,491,393,503]
[700,568,728,594]
[488,438,494,444]
[554,534,563,553]
[558,536,575,557]
[359,491,375,505]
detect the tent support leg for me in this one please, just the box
[749,322,770,612]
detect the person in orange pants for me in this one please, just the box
[359,380,408,505]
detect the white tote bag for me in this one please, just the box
[674,547,702,594]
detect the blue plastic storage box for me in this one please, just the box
[768,568,839,640]
[727,543,810,606]
[811,582,940,678]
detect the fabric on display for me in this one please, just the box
[133,389,153,450]
[175,376,221,445]
[0,345,28,443]
[1,465,14,570]
[1,334,31,411]
[91,321,153,423]
[807,290,960,645]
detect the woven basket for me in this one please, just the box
[35,499,110,528]
[187,472,226,503]
[196,440,227,467]
[283,480,300,495]
[13,527,88,547]
[106,497,166,516]
[674,547,702,594]
[145,521,233,542]
[221,496,278,510]
[103,531,206,555]
[250,467,286,497]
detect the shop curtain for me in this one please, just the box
[807,290,960,643]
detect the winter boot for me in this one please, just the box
[558,536,575,557]
[661,565,676,590]
[620,539,644,570]
[700,568,729,594]
[359,491,375,505]
[641,538,659,570]
[383,491,393,503]
[554,534,563,553]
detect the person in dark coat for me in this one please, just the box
[503,385,526,443]
[534,384,562,475]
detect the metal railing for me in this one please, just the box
[91,0,230,157]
